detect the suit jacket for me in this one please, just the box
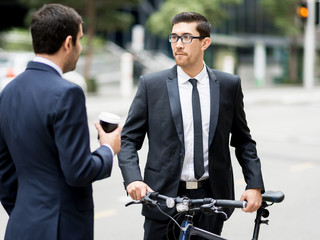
[118,65,264,220]
[0,62,113,240]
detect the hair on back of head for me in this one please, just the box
[31,4,82,54]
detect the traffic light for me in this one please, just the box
[297,1,309,23]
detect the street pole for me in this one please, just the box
[303,0,316,89]
[254,42,266,87]
[120,52,134,98]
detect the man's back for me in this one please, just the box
[0,62,97,239]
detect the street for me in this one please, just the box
[1,85,320,239]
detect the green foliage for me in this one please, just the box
[18,0,141,33]
[0,28,105,52]
[80,34,105,51]
[262,0,300,36]
[0,28,33,51]
[146,0,242,38]
[94,9,135,32]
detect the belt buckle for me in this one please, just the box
[186,181,198,189]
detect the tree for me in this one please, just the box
[146,0,242,38]
[19,0,141,90]
[262,0,303,83]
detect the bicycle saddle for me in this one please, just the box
[262,190,285,203]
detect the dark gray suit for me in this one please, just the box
[118,65,264,220]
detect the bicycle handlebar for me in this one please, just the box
[215,199,247,208]
[134,192,247,210]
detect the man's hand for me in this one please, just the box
[95,122,122,155]
[240,188,262,213]
[126,181,153,201]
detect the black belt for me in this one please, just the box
[179,180,210,190]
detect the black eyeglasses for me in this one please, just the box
[168,35,206,44]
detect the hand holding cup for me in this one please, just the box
[99,112,121,133]
[96,112,122,155]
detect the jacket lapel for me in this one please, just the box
[207,67,220,146]
[167,66,184,146]
[166,66,219,147]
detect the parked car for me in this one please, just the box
[0,51,87,92]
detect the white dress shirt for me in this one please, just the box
[178,65,210,181]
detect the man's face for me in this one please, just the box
[64,24,83,73]
[171,22,206,71]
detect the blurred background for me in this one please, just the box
[0,0,320,239]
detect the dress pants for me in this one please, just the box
[143,181,224,240]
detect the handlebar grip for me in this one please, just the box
[157,193,171,201]
[149,192,169,200]
[215,200,247,208]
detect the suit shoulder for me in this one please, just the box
[141,68,172,82]
[211,69,240,81]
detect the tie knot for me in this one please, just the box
[189,78,197,87]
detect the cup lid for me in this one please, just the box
[99,112,121,124]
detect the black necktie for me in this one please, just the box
[189,78,204,180]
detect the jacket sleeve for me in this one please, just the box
[117,76,148,187]
[53,85,113,186]
[230,80,265,192]
[0,134,17,215]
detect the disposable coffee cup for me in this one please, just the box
[99,112,121,133]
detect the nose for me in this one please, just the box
[175,38,184,48]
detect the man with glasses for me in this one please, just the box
[118,12,264,239]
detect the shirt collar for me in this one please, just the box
[33,56,63,77]
[177,63,207,85]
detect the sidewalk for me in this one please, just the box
[244,86,320,105]
[86,83,320,115]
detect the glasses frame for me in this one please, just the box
[168,34,206,44]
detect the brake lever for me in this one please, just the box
[125,196,158,208]
[141,195,158,207]
[125,192,159,208]
[200,203,215,215]
[125,200,141,207]
[212,207,228,221]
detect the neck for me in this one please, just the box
[36,53,65,73]
[181,61,204,78]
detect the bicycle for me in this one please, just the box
[126,190,284,240]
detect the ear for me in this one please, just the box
[63,36,73,53]
[201,37,211,51]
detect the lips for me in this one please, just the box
[175,52,187,57]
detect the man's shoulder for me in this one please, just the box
[142,65,176,81]
[207,67,241,86]
[207,67,239,79]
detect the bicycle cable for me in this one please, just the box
[166,212,185,240]
[155,203,182,230]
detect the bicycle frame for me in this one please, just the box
[251,191,284,240]
[179,214,226,240]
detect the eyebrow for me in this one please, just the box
[171,32,193,35]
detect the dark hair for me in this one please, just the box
[171,12,211,38]
[31,4,82,54]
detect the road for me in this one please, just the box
[1,85,320,239]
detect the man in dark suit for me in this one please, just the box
[0,4,121,240]
[118,12,264,239]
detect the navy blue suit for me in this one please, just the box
[0,62,113,240]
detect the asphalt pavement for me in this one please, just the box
[1,82,320,239]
